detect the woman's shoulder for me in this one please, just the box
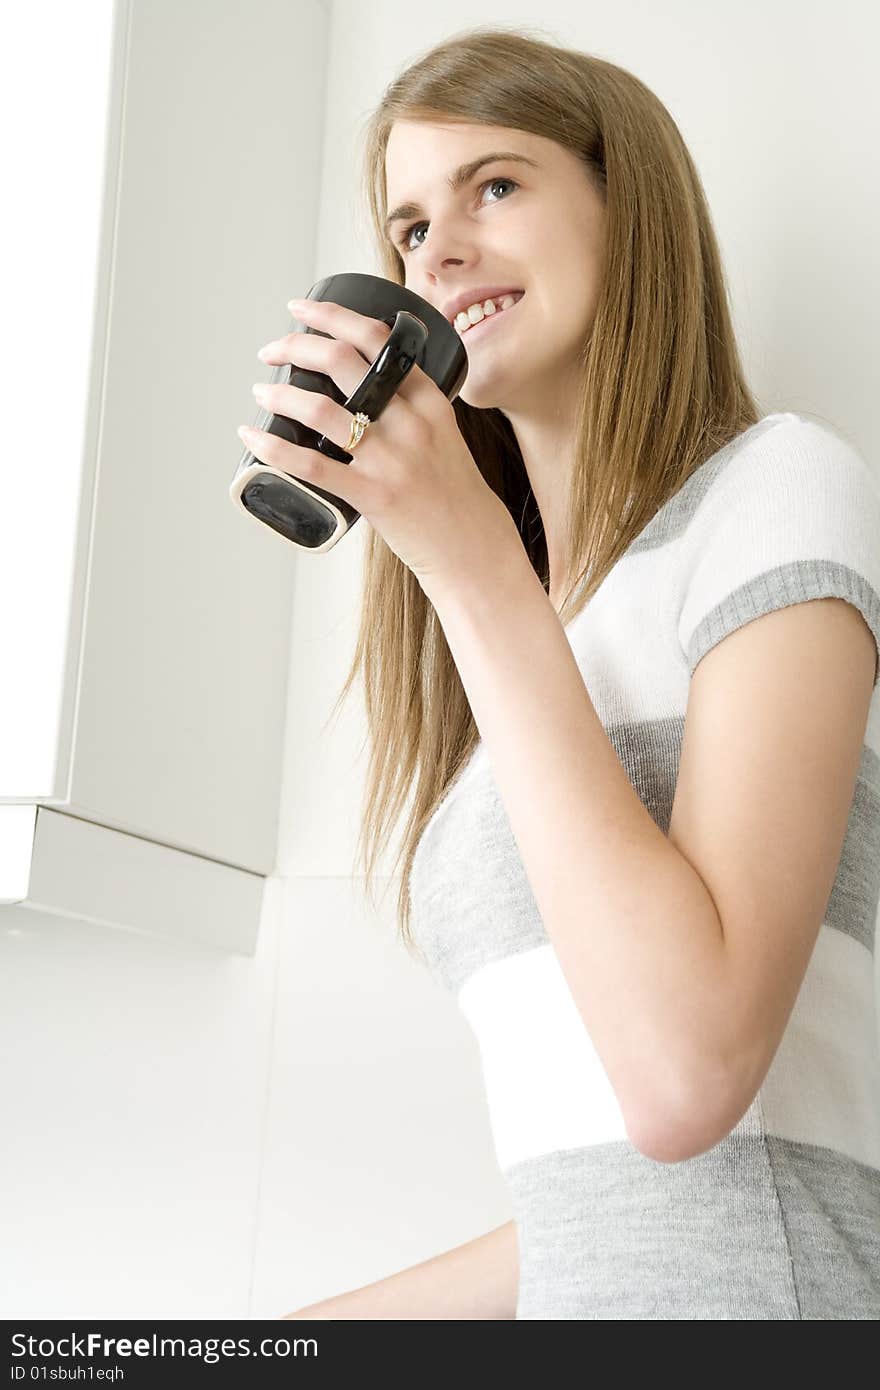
[676,411,878,547]
[708,410,874,496]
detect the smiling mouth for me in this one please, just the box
[456,293,524,341]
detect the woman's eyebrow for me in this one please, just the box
[384,151,539,235]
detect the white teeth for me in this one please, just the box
[454,293,519,332]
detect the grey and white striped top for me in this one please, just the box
[409,412,880,1319]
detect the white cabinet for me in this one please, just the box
[0,0,329,953]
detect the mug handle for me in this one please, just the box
[313,309,429,461]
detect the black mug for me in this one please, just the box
[229,273,469,552]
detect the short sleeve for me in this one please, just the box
[676,417,880,688]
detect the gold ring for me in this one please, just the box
[344,411,371,453]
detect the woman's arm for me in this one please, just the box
[419,535,728,1157]
[280,1219,519,1320]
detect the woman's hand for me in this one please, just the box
[240,298,519,596]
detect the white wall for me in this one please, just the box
[2,0,878,1319]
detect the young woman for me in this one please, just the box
[252,27,880,1319]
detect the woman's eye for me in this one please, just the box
[397,177,518,254]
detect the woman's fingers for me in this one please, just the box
[285,299,423,400]
[258,329,379,401]
[251,378,377,455]
[261,299,437,408]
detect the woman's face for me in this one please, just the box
[383,119,606,414]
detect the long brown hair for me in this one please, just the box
[325,23,762,953]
